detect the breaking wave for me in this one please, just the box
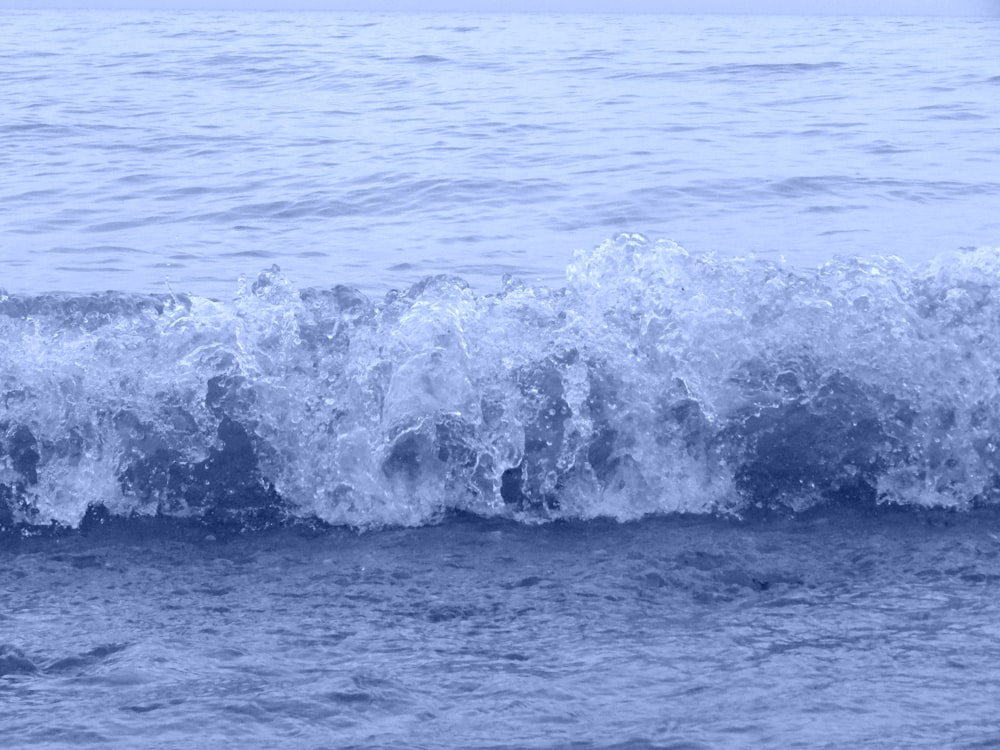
[4,234,1000,531]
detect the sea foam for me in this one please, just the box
[4,235,1000,530]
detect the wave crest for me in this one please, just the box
[4,236,1000,530]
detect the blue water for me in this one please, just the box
[3,9,1000,749]
[3,11,999,296]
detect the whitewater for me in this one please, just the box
[2,9,1000,749]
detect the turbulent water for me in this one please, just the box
[7,238,1000,532]
[3,9,1000,750]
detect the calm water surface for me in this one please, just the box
[2,11,998,297]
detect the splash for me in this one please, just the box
[4,235,1000,531]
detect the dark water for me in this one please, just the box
[5,511,1000,749]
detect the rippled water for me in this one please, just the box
[2,11,998,297]
[4,9,1000,750]
[5,512,1000,749]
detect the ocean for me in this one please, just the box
[2,8,1000,748]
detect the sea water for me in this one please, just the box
[2,9,1000,749]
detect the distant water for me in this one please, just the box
[3,10,1000,750]
[2,10,998,297]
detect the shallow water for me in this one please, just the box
[4,511,1000,749]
